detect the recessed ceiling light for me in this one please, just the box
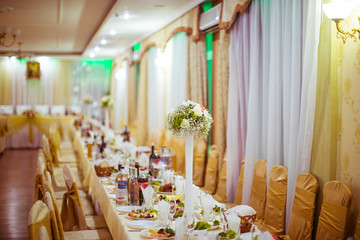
[110,30,116,36]
[101,39,107,45]
[90,52,95,58]
[95,46,100,52]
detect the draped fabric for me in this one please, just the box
[226,0,321,232]
[187,34,207,107]
[219,0,251,29]
[0,59,13,105]
[136,52,150,146]
[127,63,137,129]
[213,29,230,170]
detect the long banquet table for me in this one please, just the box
[72,125,226,240]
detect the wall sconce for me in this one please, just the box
[0,25,21,47]
[323,0,360,43]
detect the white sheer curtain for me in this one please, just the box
[148,47,165,134]
[226,0,321,230]
[114,60,129,130]
[165,32,187,114]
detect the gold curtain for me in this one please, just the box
[0,59,13,105]
[135,51,149,146]
[219,0,251,29]
[54,60,72,105]
[128,63,136,128]
[186,34,208,106]
[212,29,230,167]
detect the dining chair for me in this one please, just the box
[262,165,288,235]
[249,159,267,223]
[203,145,219,194]
[39,225,51,240]
[355,212,360,240]
[285,173,318,240]
[316,181,352,240]
[172,136,185,176]
[234,157,245,205]
[34,155,47,202]
[28,200,53,240]
[193,139,207,187]
[48,128,77,163]
[213,151,228,203]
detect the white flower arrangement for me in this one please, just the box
[167,100,213,138]
[83,96,94,104]
[100,95,114,108]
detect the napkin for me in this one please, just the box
[175,176,185,197]
[139,153,149,169]
[175,217,186,240]
[226,211,240,235]
[193,186,201,209]
[141,185,154,208]
[257,231,274,240]
[201,193,215,221]
[158,200,171,226]
[226,205,256,216]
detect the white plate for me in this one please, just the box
[193,221,221,231]
[239,232,260,240]
[140,228,175,239]
[126,214,158,220]
[127,220,159,230]
[116,206,142,213]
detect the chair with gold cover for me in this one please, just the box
[249,159,267,223]
[171,136,185,176]
[48,128,78,165]
[316,181,353,240]
[203,145,219,194]
[213,152,228,203]
[233,157,245,205]
[283,173,318,240]
[355,213,360,240]
[262,165,287,235]
[28,200,53,240]
[193,139,207,187]
[34,154,47,202]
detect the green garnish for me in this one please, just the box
[217,229,237,239]
[178,202,184,207]
[111,169,118,173]
[165,228,175,236]
[213,205,221,213]
[213,220,220,226]
[194,221,211,230]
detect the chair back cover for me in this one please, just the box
[28,200,52,240]
[171,136,185,175]
[316,181,352,240]
[263,165,288,235]
[203,145,219,194]
[0,105,14,115]
[213,152,228,203]
[288,173,318,240]
[355,213,360,240]
[234,157,245,204]
[39,225,50,240]
[61,164,87,230]
[44,191,61,240]
[249,159,267,221]
[193,139,207,186]
[34,155,46,202]
[34,105,49,115]
[16,105,31,115]
[44,182,64,239]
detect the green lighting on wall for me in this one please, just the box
[133,43,141,52]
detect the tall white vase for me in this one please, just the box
[105,108,110,128]
[183,134,194,223]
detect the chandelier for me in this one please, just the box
[0,25,21,47]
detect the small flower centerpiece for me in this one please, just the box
[100,95,114,108]
[167,100,213,224]
[167,100,213,138]
[22,109,38,119]
[83,96,94,105]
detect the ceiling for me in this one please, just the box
[0,0,204,59]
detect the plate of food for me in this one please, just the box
[158,183,174,194]
[127,208,158,220]
[141,228,175,239]
[217,229,238,239]
[127,220,159,230]
[193,220,221,231]
[116,205,142,213]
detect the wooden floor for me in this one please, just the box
[0,149,38,240]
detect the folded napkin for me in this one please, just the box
[141,185,154,208]
[164,170,173,184]
[175,217,186,240]
[201,193,215,221]
[158,200,171,226]
[175,176,185,197]
[226,211,240,235]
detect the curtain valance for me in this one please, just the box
[139,6,200,58]
[219,0,251,30]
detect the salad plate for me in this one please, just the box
[141,228,175,239]
[126,220,159,230]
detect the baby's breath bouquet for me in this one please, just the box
[83,96,94,105]
[167,100,213,138]
[100,95,114,108]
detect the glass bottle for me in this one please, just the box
[138,168,149,206]
[115,166,128,206]
[129,168,139,206]
[149,143,156,171]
